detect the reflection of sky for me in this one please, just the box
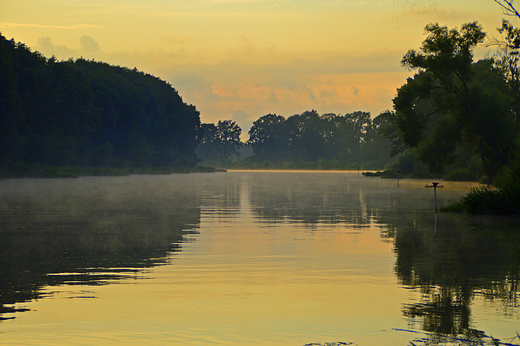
[2,172,516,345]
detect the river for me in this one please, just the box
[0,171,519,345]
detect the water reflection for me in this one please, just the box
[0,175,200,319]
[243,172,520,344]
[249,172,376,225]
[0,172,518,345]
[393,212,520,343]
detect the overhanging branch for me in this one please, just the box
[495,0,520,19]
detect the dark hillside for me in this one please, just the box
[0,34,200,173]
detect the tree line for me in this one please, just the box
[1,32,392,175]
[197,111,392,169]
[0,33,201,175]
[246,110,390,166]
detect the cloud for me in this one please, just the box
[391,0,438,13]
[36,37,77,59]
[80,35,100,52]
[0,22,106,29]
[29,35,408,126]
[155,50,406,123]
[35,36,103,60]
[169,72,219,109]
[232,110,254,135]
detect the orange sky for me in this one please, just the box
[0,0,509,134]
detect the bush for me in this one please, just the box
[444,169,478,182]
[442,185,519,215]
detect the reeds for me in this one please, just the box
[441,184,519,214]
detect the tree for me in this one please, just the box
[392,22,519,179]
[0,33,202,171]
[0,36,25,165]
[245,110,392,166]
[376,110,407,158]
[196,120,242,165]
[216,120,242,160]
[284,110,327,161]
[494,0,520,18]
[247,114,286,161]
[360,113,392,163]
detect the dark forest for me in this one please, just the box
[0,33,201,175]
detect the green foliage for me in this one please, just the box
[376,110,407,157]
[383,149,434,176]
[392,22,520,180]
[439,200,466,213]
[247,113,286,161]
[441,149,520,214]
[457,186,517,215]
[442,182,520,215]
[0,37,25,165]
[196,120,242,166]
[443,169,479,181]
[230,157,387,171]
[245,110,392,167]
[0,33,201,173]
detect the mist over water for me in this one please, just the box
[0,172,518,345]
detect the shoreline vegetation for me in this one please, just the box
[0,165,225,179]
[362,169,520,215]
[363,169,520,215]
[439,186,519,215]
[440,160,520,215]
[2,24,519,215]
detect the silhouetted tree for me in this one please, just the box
[247,113,287,161]
[0,37,25,165]
[196,120,242,165]
[245,110,390,166]
[392,22,518,179]
[0,33,201,171]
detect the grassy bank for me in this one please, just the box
[440,158,520,215]
[440,185,520,215]
[227,159,390,171]
[0,165,224,179]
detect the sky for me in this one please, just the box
[0,0,511,135]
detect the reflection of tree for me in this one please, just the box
[403,286,472,336]
[392,212,520,341]
[197,172,241,214]
[0,176,201,320]
[248,172,520,343]
[247,173,450,230]
[248,173,373,225]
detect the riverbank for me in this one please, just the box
[0,165,225,179]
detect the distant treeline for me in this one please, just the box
[197,111,393,170]
[0,34,200,172]
[246,111,390,166]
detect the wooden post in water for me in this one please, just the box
[432,182,439,212]
[425,182,443,212]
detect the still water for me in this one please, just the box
[0,171,519,345]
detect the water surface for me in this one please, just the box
[0,171,518,345]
